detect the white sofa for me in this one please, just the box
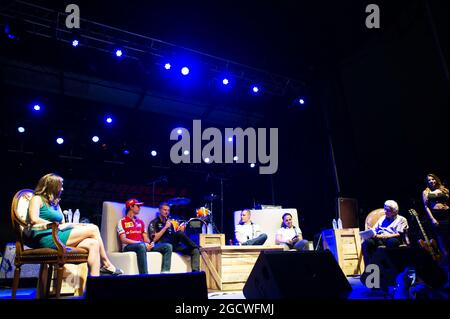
[233,208,303,246]
[100,201,191,275]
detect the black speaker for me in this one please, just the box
[85,272,208,299]
[361,247,447,289]
[243,250,352,299]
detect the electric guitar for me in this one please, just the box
[408,209,441,262]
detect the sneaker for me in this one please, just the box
[100,266,123,276]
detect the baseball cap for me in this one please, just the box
[125,198,144,209]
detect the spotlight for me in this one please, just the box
[250,163,256,168]
[252,86,259,93]
[151,150,157,157]
[115,49,123,57]
[233,156,239,161]
[204,157,210,163]
[222,78,229,85]
[164,63,171,70]
[227,137,233,142]
[123,150,130,155]
[106,117,113,124]
[72,39,79,47]
[181,67,189,75]
[17,127,25,133]
[33,104,41,111]
[177,129,183,135]
[92,136,99,143]
[56,137,64,145]
[183,150,190,156]
[299,98,305,105]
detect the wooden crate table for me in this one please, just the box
[200,245,284,291]
[321,228,364,276]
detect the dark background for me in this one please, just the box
[0,0,448,248]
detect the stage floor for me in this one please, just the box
[0,276,416,300]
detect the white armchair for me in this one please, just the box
[100,201,191,275]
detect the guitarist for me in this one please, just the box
[362,200,409,266]
[422,173,449,260]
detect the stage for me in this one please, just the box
[0,276,414,300]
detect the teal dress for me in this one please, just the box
[27,199,73,249]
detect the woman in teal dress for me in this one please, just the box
[28,173,122,276]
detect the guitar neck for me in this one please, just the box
[413,214,430,242]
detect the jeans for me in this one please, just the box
[152,242,173,272]
[242,233,268,246]
[285,239,309,251]
[124,243,148,274]
[161,232,200,272]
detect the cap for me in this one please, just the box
[125,198,144,209]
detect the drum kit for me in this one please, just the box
[166,194,219,234]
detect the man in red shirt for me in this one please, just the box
[117,199,172,274]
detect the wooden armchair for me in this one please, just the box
[364,208,410,246]
[11,189,89,298]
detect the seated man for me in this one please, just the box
[275,212,309,250]
[148,202,200,272]
[117,199,172,274]
[361,200,409,266]
[235,209,268,245]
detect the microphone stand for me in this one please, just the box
[207,174,227,233]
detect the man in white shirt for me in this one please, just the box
[362,200,409,265]
[235,209,267,245]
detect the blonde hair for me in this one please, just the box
[34,173,63,206]
[424,173,449,196]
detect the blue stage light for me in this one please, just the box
[92,136,99,143]
[233,156,239,161]
[151,150,157,157]
[252,86,259,93]
[177,129,183,135]
[18,127,25,133]
[299,98,305,105]
[33,104,41,111]
[227,137,233,142]
[123,150,130,155]
[250,163,256,168]
[204,157,210,163]
[115,49,123,57]
[72,39,79,47]
[56,137,64,145]
[222,78,229,85]
[106,117,113,124]
[164,63,171,70]
[181,67,189,75]
[183,150,190,155]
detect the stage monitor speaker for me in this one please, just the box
[338,197,358,228]
[361,247,447,289]
[85,271,208,299]
[243,250,352,299]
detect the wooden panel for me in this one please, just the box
[321,228,364,276]
[200,234,225,247]
[200,245,283,291]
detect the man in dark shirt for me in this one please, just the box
[148,202,200,272]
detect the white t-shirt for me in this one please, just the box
[235,222,262,243]
[276,226,302,244]
[373,215,408,236]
